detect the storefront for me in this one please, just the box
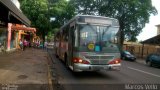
[10,24,36,49]
[0,26,7,52]
[0,0,31,52]
[0,19,7,52]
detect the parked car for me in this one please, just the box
[121,51,136,61]
[146,53,160,67]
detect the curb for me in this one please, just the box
[136,59,146,65]
[48,64,53,90]
[47,52,53,90]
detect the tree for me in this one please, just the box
[69,0,98,15]
[70,0,157,48]
[47,0,75,41]
[19,0,51,43]
[49,0,76,29]
[19,0,75,42]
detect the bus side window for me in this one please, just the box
[74,27,78,47]
[70,26,76,47]
[63,29,68,42]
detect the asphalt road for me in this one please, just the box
[47,49,160,90]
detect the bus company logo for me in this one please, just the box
[87,43,95,50]
[125,84,158,90]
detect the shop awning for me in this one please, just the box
[11,26,36,33]
[0,0,31,26]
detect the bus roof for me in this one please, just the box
[76,15,118,20]
[60,15,119,31]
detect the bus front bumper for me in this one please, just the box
[73,63,121,72]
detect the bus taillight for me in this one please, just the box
[108,58,121,64]
[73,57,90,64]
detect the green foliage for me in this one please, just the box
[20,0,50,36]
[20,0,157,48]
[70,0,98,15]
[19,0,75,41]
[70,0,157,46]
[48,0,75,41]
[49,0,76,28]
[46,28,58,42]
[99,0,157,43]
[47,31,53,42]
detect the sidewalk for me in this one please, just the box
[0,48,52,90]
[136,58,146,64]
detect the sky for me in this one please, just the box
[11,0,20,9]
[137,0,160,41]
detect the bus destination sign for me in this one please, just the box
[84,18,112,25]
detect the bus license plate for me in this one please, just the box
[112,66,120,70]
[94,66,103,69]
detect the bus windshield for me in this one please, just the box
[79,24,119,53]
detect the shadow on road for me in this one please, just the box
[71,71,114,79]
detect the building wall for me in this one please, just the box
[157,25,160,35]
[123,43,160,58]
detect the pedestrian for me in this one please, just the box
[44,41,48,50]
[23,39,28,50]
[35,40,39,48]
[19,39,24,50]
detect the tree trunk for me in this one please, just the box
[118,18,124,52]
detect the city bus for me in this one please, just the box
[54,15,121,72]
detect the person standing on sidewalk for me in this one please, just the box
[19,39,24,50]
[23,39,28,50]
[44,41,48,50]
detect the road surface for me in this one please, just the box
[47,49,160,90]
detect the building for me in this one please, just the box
[0,0,36,52]
[156,24,160,35]
[123,24,160,58]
